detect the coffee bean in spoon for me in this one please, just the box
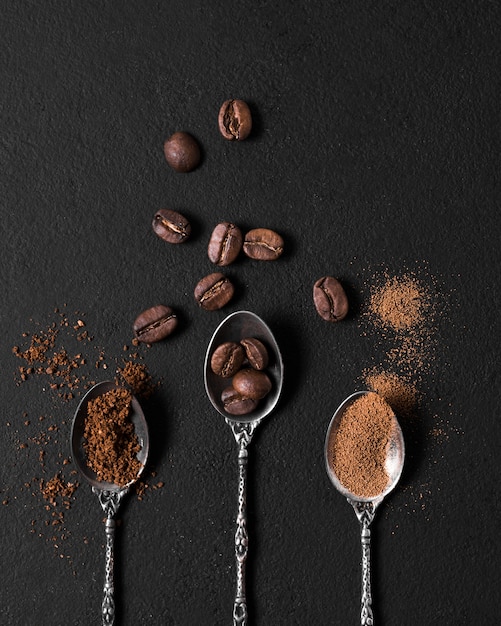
[240,338,268,370]
[221,387,258,416]
[232,368,272,400]
[211,341,245,378]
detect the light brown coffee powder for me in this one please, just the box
[328,393,396,499]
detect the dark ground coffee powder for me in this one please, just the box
[83,387,142,487]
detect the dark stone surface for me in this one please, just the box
[1,1,500,624]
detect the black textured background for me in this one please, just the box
[1,2,500,625]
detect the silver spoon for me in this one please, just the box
[205,310,284,626]
[324,391,405,625]
[70,380,149,626]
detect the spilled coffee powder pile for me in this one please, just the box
[362,368,418,419]
[83,388,142,487]
[328,393,396,499]
[362,271,437,378]
[116,360,158,399]
[368,274,430,332]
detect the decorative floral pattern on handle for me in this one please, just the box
[348,499,379,626]
[227,420,260,626]
[93,487,129,626]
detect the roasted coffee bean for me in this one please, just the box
[221,387,258,416]
[211,341,245,378]
[163,131,201,172]
[133,305,178,343]
[194,272,234,311]
[218,99,252,141]
[240,337,268,370]
[232,368,272,400]
[208,222,243,266]
[243,228,284,261]
[152,209,191,244]
[313,276,349,322]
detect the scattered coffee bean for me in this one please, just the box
[240,337,268,370]
[163,131,201,172]
[211,342,245,378]
[218,99,252,141]
[232,368,272,400]
[133,305,178,343]
[243,228,284,261]
[152,209,191,244]
[313,276,349,322]
[194,272,235,311]
[221,387,258,416]
[208,222,243,266]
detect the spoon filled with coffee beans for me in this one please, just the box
[70,380,149,626]
[324,390,405,625]
[204,310,284,626]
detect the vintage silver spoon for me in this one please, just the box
[70,380,149,626]
[205,310,284,626]
[324,391,405,626]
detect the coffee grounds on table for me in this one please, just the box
[116,360,158,399]
[83,387,142,487]
[328,393,396,499]
[8,307,162,564]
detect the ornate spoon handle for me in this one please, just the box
[93,487,128,626]
[349,499,379,626]
[102,516,116,626]
[228,420,258,626]
[360,518,373,626]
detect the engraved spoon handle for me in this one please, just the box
[233,437,250,626]
[102,515,116,626]
[360,519,374,626]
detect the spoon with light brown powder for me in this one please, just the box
[325,391,404,625]
[71,380,149,626]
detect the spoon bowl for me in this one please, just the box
[325,390,404,504]
[204,310,283,424]
[71,380,149,490]
[70,380,149,626]
[204,310,283,625]
[324,390,404,625]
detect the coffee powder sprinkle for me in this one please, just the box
[328,393,396,499]
[362,270,438,378]
[362,368,419,419]
[83,388,142,487]
[116,360,158,399]
[368,274,430,332]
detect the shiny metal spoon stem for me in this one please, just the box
[230,420,257,624]
[325,391,405,626]
[71,381,149,626]
[205,311,283,626]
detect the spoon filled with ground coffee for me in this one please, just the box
[205,311,284,626]
[325,391,404,625]
[70,380,149,626]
